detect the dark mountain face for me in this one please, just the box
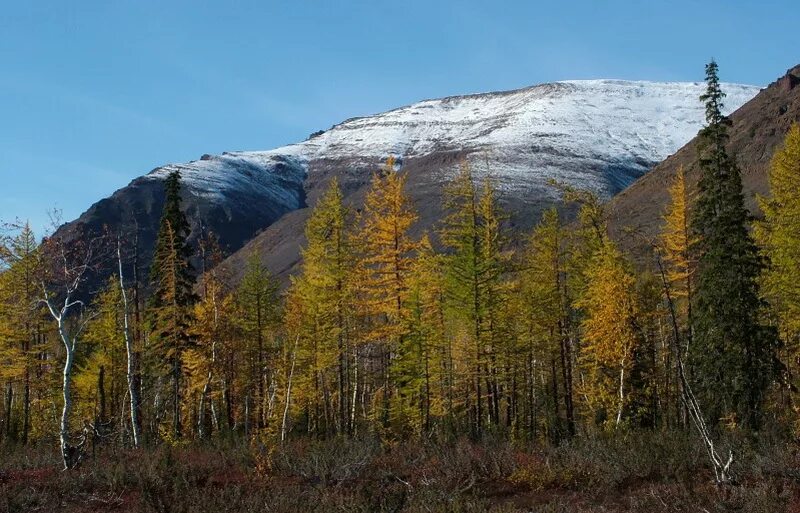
[53,155,307,292]
[607,64,800,260]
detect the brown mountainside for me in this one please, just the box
[608,64,800,257]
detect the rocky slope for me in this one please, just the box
[55,79,759,284]
[607,64,800,259]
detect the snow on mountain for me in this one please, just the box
[144,79,759,208]
[61,78,760,290]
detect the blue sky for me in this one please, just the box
[1,1,798,234]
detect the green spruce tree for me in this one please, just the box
[690,60,777,430]
[148,170,196,439]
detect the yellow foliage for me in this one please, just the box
[575,240,641,429]
[757,124,800,341]
[661,166,697,320]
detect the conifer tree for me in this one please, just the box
[148,170,196,439]
[235,253,279,433]
[187,234,231,438]
[756,124,800,399]
[401,234,449,434]
[79,276,126,428]
[439,163,510,434]
[289,178,356,435]
[0,223,42,444]
[519,208,575,438]
[661,167,696,350]
[691,60,777,429]
[357,158,418,431]
[576,240,641,429]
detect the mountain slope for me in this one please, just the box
[218,80,757,281]
[55,79,759,285]
[607,64,800,258]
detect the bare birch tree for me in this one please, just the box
[38,226,103,469]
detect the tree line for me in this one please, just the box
[1,62,798,475]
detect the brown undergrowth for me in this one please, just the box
[0,430,797,512]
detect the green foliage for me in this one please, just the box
[4,62,800,481]
[690,60,778,430]
[439,163,512,433]
[77,276,127,424]
[147,170,197,438]
[234,252,280,431]
[285,178,355,436]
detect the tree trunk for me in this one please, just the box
[173,357,181,439]
[98,365,107,422]
[23,345,31,445]
[118,240,142,447]
[281,336,299,442]
[59,323,77,469]
[4,383,12,440]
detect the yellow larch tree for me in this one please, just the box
[756,124,800,420]
[356,157,418,432]
[518,207,575,439]
[661,166,697,348]
[575,239,642,430]
[286,178,356,436]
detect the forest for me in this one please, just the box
[1,63,799,512]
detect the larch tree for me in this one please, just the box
[235,253,279,434]
[401,233,447,434]
[575,239,642,430]
[288,178,356,435]
[690,60,778,430]
[756,123,800,416]
[187,233,231,439]
[356,158,418,432]
[79,276,127,431]
[439,163,510,434]
[661,166,696,350]
[658,166,698,428]
[0,223,43,445]
[519,207,575,438]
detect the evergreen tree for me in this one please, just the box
[148,170,196,439]
[690,60,777,430]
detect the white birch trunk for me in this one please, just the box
[117,239,141,447]
[281,336,300,442]
[58,320,75,469]
[615,357,626,427]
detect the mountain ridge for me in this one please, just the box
[54,78,760,287]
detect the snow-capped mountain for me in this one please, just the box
[59,79,760,283]
[145,79,758,201]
